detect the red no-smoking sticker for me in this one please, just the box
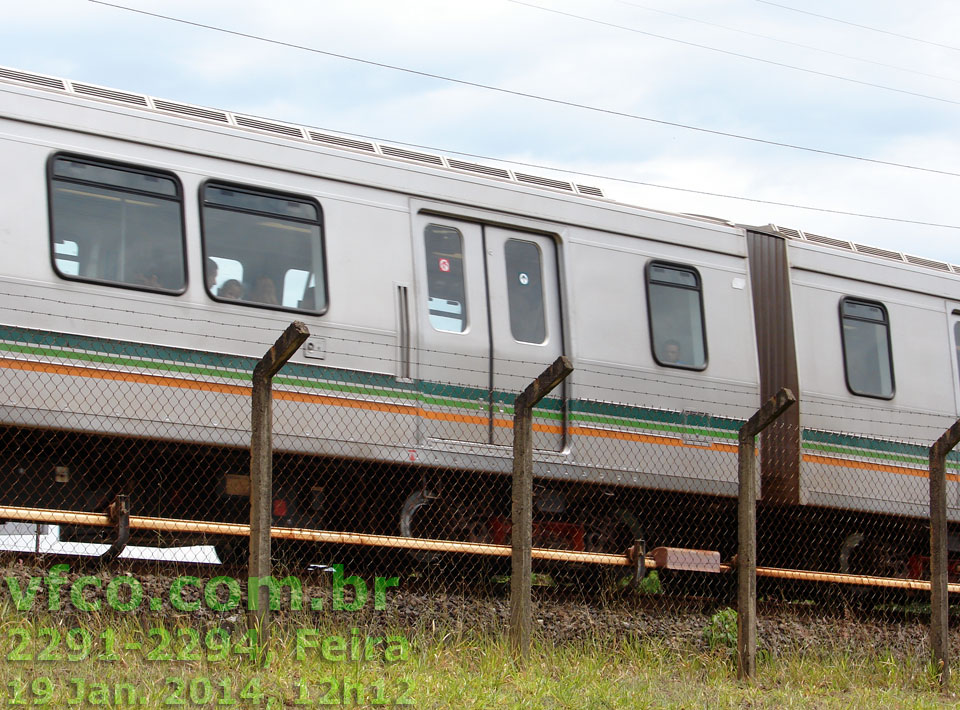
[438,258,450,272]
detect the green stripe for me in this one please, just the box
[803,428,960,468]
[1,325,952,468]
[568,412,737,440]
[0,325,416,392]
[802,441,960,472]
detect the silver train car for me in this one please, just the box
[0,65,958,576]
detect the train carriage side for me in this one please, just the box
[559,219,761,553]
[0,115,426,536]
[0,72,768,558]
[751,225,960,576]
[406,200,761,555]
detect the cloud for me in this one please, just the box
[1,0,957,262]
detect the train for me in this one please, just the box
[0,64,958,580]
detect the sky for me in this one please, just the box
[1,0,958,261]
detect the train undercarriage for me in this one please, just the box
[0,425,954,597]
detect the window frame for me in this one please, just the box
[839,296,895,400]
[199,179,328,316]
[644,260,708,371]
[46,152,188,295]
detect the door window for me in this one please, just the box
[424,224,467,333]
[504,239,546,344]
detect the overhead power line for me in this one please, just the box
[508,0,960,106]
[88,0,960,180]
[608,0,960,85]
[757,0,960,53]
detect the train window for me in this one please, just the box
[505,239,546,344]
[424,224,466,333]
[48,155,186,292]
[840,298,894,399]
[201,183,326,313]
[646,262,707,369]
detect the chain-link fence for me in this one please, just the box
[1,319,958,655]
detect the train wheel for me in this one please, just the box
[398,489,497,578]
[399,489,439,541]
[398,489,457,571]
[552,508,642,594]
[838,532,909,605]
[840,532,910,578]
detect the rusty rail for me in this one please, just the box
[4,504,958,593]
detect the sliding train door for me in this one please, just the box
[485,226,564,451]
[414,214,564,451]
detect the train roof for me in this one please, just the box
[753,223,960,277]
[1,64,954,279]
[0,65,610,200]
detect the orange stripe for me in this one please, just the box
[10,358,940,473]
[568,425,739,453]
[275,390,416,416]
[0,358,741,454]
[1,357,419,416]
[570,425,684,447]
[2,358,251,395]
[803,453,960,482]
[419,409,489,426]
[493,416,564,435]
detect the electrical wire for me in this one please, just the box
[507,0,960,106]
[756,0,960,53]
[309,126,960,230]
[87,0,960,180]
[606,0,960,85]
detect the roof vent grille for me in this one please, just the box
[0,68,65,90]
[72,83,148,107]
[308,131,376,153]
[234,115,304,138]
[853,243,902,261]
[771,225,802,239]
[152,99,229,123]
[379,145,444,165]
[0,64,617,206]
[804,232,854,250]
[515,172,574,191]
[447,159,511,179]
[905,254,951,271]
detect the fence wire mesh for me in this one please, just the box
[0,321,957,615]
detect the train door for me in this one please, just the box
[485,226,564,451]
[414,215,564,451]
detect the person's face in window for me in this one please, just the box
[663,342,681,364]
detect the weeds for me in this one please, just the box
[0,611,957,708]
[703,607,738,652]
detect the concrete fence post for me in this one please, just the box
[930,417,960,690]
[248,321,309,640]
[510,356,573,661]
[737,387,796,680]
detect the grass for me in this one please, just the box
[1,605,959,709]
